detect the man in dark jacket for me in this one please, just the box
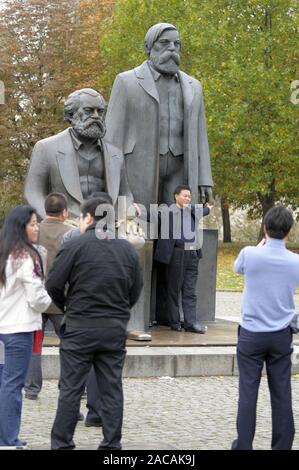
[47,195,143,450]
[137,184,210,333]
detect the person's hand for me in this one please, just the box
[133,203,141,217]
[257,238,266,247]
[204,202,213,210]
[199,186,213,204]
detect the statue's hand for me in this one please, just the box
[116,217,145,250]
[132,203,141,218]
[125,219,145,250]
[199,186,213,205]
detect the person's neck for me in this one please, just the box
[46,215,65,222]
[265,234,288,242]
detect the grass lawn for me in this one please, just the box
[216,242,299,291]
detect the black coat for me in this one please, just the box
[46,224,143,329]
[145,205,209,265]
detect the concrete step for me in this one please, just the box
[42,345,299,379]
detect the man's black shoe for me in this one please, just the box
[170,325,182,332]
[25,393,38,400]
[85,420,103,428]
[185,324,208,334]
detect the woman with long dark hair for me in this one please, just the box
[0,205,51,448]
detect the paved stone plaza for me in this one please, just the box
[20,376,299,450]
[216,291,299,323]
[19,292,299,450]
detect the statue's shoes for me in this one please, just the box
[128,330,152,341]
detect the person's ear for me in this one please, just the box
[86,213,94,225]
[63,112,73,124]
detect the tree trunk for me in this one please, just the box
[257,185,276,241]
[221,197,232,243]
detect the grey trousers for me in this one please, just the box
[24,313,63,397]
[158,152,185,205]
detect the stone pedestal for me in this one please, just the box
[196,229,218,323]
[127,241,153,333]
[130,230,218,330]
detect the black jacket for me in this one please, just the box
[144,205,209,265]
[46,224,143,329]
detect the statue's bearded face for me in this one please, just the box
[150,29,181,76]
[71,94,106,140]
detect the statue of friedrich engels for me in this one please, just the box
[105,22,213,209]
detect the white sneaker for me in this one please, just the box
[0,444,31,450]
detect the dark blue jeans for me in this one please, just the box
[0,332,33,446]
[232,326,294,450]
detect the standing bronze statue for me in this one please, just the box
[24,88,133,219]
[105,23,213,208]
[23,87,151,341]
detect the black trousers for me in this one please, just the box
[86,365,102,424]
[232,326,295,450]
[51,325,127,450]
[166,248,199,329]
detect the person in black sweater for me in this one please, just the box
[47,194,143,450]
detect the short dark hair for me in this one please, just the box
[80,193,113,221]
[44,193,68,215]
[173,185,191,200]
[264,205,294,239]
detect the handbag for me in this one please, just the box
[33,330,43,353]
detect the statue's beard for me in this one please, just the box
[72,119,106,140]
[150,50,180,75]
